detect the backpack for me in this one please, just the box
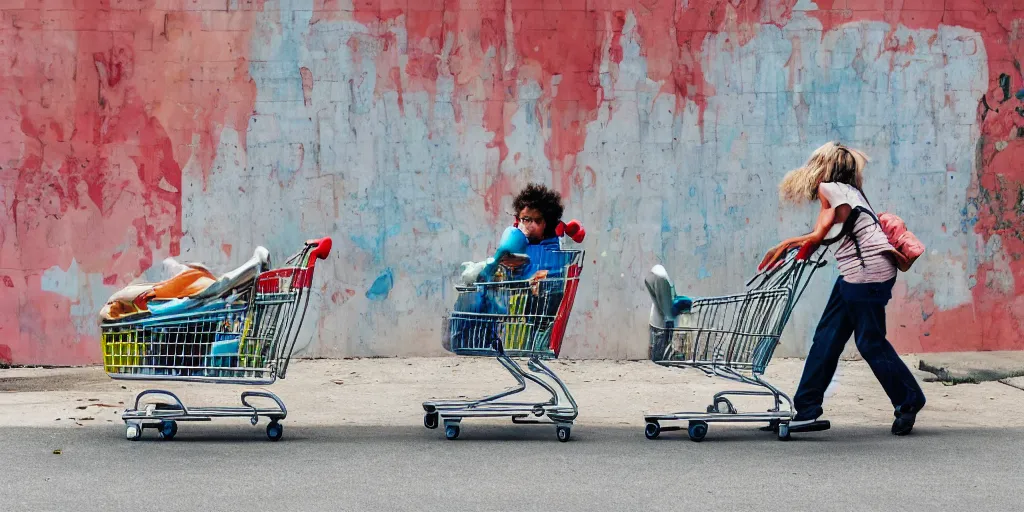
[823,207,924,272]
[876,211,924,272]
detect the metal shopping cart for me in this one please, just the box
[422,249,585,442]
[643,245,826,442]
[100,238,332,441]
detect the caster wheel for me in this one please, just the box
[556,426,571,442]
[424,412,439,429]
[126,424,142,441]
[687,420,708,442]
[777,423,791,441]
[760,419,781,433]
[266,421,283,442]
[445,425,460,440]
[159,420,177,440]
[644,422,661,440]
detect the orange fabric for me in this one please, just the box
[100,267,216,322]
[99,283,154,321]
[135,268,215,308]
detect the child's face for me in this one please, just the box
[517,207,547,242]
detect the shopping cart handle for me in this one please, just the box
[306,237,333,261]
[749,245,801,286]
[795,242,817,261]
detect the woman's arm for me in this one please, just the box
[759,195,845,270]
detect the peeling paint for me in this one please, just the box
[3,1,1024,364]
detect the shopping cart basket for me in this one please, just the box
[422,249,584,441]
[643,245,826,441]
[100,238,332,441]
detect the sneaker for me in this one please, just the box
[892,404,923,436]
[789,417,831,432]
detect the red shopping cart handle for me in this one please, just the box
[795,241,818,261]
[756,243,815,273]
[306,237,333,261]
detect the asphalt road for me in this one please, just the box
[2,422,1019,511]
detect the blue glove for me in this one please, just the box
[480,226,530,281]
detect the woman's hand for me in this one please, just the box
[760,200,837,271]
[759,242,792,271]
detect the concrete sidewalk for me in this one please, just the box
[2,356,1023,431]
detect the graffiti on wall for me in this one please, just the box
[1,0,1022,364]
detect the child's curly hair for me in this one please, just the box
[513,183,564,238]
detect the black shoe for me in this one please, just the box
[892,404,923,436]
[789,418,831,433]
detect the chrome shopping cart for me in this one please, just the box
[100,238,332,441]
[423,249,585,442]
[643,245,826,442]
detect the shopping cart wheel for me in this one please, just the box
[266,421,283,442]
[556,426,571,442]
[687,421,708,442]
[126,423,143,441]
[159,420,178,440]
[644,421,661,440]
[444,425,461,440]
[777,423,791,441]
[424,412,439,429]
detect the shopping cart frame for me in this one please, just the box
[100,238,332,441]
[643,245,827,442]
[423,249,584,442]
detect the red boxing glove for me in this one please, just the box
[564,219,585,243]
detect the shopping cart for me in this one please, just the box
[100,238,332,441]
[422,248,585,442]
[643,244,826,441]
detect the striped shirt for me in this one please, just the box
[818,182,897,284]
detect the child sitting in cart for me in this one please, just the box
[451,183,583,350]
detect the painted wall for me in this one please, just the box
[2,0,1022,365]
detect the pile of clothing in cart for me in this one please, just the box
[99,247,271,323]
[98,247,272,377]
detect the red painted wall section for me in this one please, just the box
[0,2,259,364]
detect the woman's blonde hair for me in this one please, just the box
[779,141,869,203]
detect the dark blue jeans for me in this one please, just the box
[793,276,925,421]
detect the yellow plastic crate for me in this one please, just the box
[101,329,144,374]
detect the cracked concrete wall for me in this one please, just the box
[2,1,1023,364]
